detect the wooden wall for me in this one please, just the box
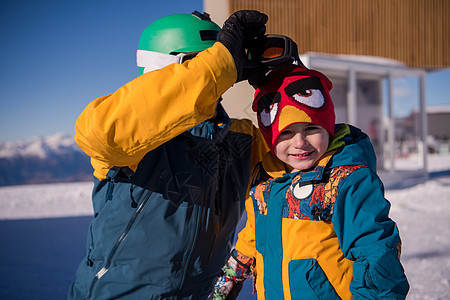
[229,0,449,68]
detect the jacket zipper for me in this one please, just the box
[176,204,202,297]
[86,191,153,299]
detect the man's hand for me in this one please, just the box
[218,10,268,83]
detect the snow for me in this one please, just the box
[1,154,450,299]
[0,181,93,220]
[387,176,450,299]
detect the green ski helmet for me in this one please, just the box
[137,11,220,75]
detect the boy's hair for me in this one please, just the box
[252,66,335,150]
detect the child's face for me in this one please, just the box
[273,123,330,173]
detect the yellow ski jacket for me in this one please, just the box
[69,42,269,299]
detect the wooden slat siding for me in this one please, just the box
[229,0,450,68]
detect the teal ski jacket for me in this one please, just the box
[235,124,410,299]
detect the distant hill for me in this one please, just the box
[0,133,93,186]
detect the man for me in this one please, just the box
[69,10,269,299]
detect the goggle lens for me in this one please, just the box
[248,34,305,71]
[262,46,284,59]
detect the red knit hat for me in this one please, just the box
[253,66,335,151]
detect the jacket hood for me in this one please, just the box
[328,124,377,171]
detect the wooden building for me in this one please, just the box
[205,0,449,68]
[204,0,449,174]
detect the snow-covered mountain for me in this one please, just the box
[0,133,93,186]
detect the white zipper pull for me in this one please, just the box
[96,267,108,279]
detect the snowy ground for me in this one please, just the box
[1,154,449,299]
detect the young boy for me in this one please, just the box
[211,66,409,299]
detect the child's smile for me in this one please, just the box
[274,123,329,172]
[289,151,313,158]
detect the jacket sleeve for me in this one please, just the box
[210,249,253,300]
[332,167,410,299]
[235,193,257,258]
[75,42,236,179]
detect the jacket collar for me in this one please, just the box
[187,103,230,142]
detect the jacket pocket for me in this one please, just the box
[289,258,340,300]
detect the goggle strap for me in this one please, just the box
[137,50,183,73]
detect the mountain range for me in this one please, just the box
[0,133,93,186]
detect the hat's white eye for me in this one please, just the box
[293,89,324,108]
[260,102,278,127]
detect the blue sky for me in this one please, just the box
[1,0,449,142]
[0,0,203,142]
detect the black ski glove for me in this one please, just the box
[218,10,268,84]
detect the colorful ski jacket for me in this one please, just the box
[68,42,268,299]
[234,124,409,299]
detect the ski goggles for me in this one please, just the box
[137,50,199,73]
[248,34,305,70]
